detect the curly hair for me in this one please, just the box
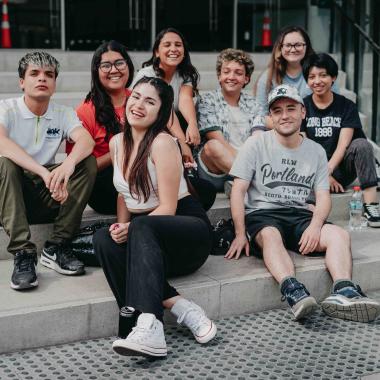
[216,48,254,87]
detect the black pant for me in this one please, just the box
[333,138,378,190]
[93,196,212,321]
[88,165,118,215]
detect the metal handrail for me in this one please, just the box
[331,0,380,142]
[332,1,380,55]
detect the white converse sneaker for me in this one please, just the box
[112,313,167,357]
[171,299,217,344]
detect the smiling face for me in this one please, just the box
[19,64,56,101]
[155,32,185,69]
[126,83,162,130]
[307,66,336,97]
[218,60,248,95]
[269,98,305,137]
[281,31,307,65]
[98,50,130,93]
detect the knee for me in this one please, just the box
[351,138,373,155]
[128,216,154,237]
[203,139,224,160]
[325,225,350,245]
[0,157,20,178]
[257,226,283,246]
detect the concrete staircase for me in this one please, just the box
[0,50,355,104]
[1,191,380,354]
[0,50,379,354]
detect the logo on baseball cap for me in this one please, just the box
[268,84,304,109]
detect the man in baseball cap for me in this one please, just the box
[268,84,304,109]
[224,84,380,323]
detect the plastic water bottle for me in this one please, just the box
[349,186,363,230]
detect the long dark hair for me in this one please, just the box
[86,40,135,141]
[254,26,314,96]
[123,77,175,202]
[142,28,199,93]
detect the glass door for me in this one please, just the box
[156,0,234,51]
[66,0,152,50]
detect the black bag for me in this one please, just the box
[211,218,236,256]
[69,222,111,267]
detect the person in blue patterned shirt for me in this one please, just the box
[196,49,267,192]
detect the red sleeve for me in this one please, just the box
[66,100,96,154]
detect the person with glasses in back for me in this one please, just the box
[254,26,339,113]
[66,41,134,215]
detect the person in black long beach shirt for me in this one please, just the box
[301,53,380,227]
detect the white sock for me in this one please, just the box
[170,298,193,319]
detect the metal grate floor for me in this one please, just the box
[1,290,380,380]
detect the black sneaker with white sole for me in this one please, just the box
[11,250,38,290]
[41,243,85,275]
[280,277,318,320]
[363,203,380,227]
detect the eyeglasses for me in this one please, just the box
[281,43,306,52]
[98,59,128,73]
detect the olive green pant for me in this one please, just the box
[0,155,97,254]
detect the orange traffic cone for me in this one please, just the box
[1,0,11,48]
[261,10,272,48]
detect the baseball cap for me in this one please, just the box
[268,84,304,109]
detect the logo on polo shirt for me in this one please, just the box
[46,127,61,139]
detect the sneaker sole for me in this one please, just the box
[367,220,380,228]
[195,321,217,344]
[292,296,318,320]
[10,279,38,290]
[321,299,380,323]
[112,340,167,358]
[40,255,85,276]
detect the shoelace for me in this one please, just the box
[366,204,380,217]
[127,323,155,341]
[16,255,35,273]
[213,219,227,232]
[177,307,208,332]
[281,284,308,302]
[60,246,80,263]
[338,285,366,299]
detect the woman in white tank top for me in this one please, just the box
[94,77,216,358]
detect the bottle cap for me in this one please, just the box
[353,186,361,191]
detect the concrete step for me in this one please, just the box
[0,68,348,95]
[0,50,272,73]
[0,91,86,109]
[0,193,230,260]
[0,191,358,261]
[0,221,379,354]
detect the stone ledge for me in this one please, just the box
[0,225,379,354]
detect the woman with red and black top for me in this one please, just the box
[66,40,134,214]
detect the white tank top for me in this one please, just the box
[113,133,189,211]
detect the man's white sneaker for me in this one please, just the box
[171,299,217,344]
[112,313,167,357]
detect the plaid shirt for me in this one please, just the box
[197,89,266,147]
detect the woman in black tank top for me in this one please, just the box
[94,77,216,359]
